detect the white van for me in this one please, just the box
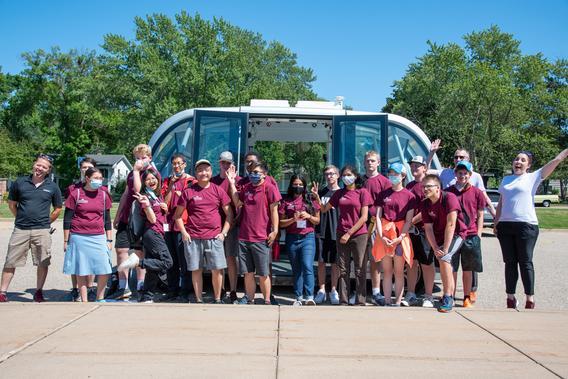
[149,98,440,180]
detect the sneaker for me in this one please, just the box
[0,292,8,302]
[117,253,140,271]
[389,303,401,307]
[95,299,106,303]
[507,297,518,309]
[108,287,132,300]
[212,299,223,304]
[525,300,535,309]
[348,292,356,305]
[33,289,45,303]
[238,295,252,305]
[178,293,190,303]
[305,298,316,306]
[69,288,80,302]
[292,299,303,307]
[159,291,179,303]
[87,287,97,302]
[372,293,386,306]
[463,296,473,308]
[330,290,340,305]
[422,296,434,308]
[229,291,238,303]
[270,294,279,306]
[438,295,453,313]
[314,290,326,304]
[401,292,417,307]
[469,291,477,303]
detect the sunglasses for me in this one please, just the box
[37,154,54,163]
[423,184,439,189]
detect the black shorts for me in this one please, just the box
[317,237,338,264]
[115,222,143,251]
[411,232,434,265]
[452,235,483,272]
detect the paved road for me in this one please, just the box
[0,220,567,310]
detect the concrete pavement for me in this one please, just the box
[0,303,566,378]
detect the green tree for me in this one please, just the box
[384,26,566,185]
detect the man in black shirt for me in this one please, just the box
[0,155,63,302]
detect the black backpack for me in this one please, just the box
[128,200,145,240]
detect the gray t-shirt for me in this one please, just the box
[436,168,486,191]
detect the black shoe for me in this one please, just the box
[87,287,97,302]
[270,294,279,306]
[69,288,80,302]
[106,287,132,300]
[158,291,179,302]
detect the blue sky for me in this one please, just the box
[1,0,567,112]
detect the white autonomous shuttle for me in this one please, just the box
[148,98,440,181]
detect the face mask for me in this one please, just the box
[292,186,304,195]
[145,187,158,201]
[388,175,402,186]
[342,175,356,186]
[137,159,150,169]
[90,179,103,189]
[174,172,183,177]
[249,172,262,185]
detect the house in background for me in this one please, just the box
[85,154,132,193]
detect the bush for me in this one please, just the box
[112,179,126,201]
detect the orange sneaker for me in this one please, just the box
[463,297,473,308]
[469,291,477,303]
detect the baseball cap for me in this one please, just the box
[408,155,426,165]
[194,159,211,168]
[219,151,234,163]
[388,162,407,175]
[455,160,473,172]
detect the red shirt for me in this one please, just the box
[212,174,241,223]
[65,186,112,235]
[177,183,231,240]
[363,174,392,218]
[140,194,167,236]
[118,171,135,224]
[421,191,467,246]
[406,180,425,229]
[329,188,373,237]
[377,188,416,222]
[162,175,195,231]
[446,185,487,237]
[238,181,282,242]
[279,196,321,235]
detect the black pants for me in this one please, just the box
[141,229,173,298]
[164,231,192,295]
[496,222,539,296]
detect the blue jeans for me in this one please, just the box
[286,232,316,300]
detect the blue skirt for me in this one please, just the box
[63,233,112,275]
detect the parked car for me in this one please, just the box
[534,194,560,207]
[484,189,500,226]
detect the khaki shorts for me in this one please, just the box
[4,228,52,268]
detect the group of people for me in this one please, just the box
[0,142,566,312]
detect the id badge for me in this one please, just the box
[296,220,307,229]
[163,223,170,232]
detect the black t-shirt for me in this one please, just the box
[8,175,63,230]
[316,187,339,241]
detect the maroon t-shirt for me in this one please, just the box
[329,188,373,237]
[420,191,467,246]
[406,180,425,229]
[238,181,282,242]
[162,175,195,231]
[177,183,231,240]
[212,174,242,223]
[446,185,487,237]
[237,174,278,190]
[363,174,392,218]
[279,196,321,235]
[377,188,416,222]
[65,186,112,235]
[141,194,167,236]
[118,171,135,224]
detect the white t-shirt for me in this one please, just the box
[435,168,486,191]
[498,168,543,225]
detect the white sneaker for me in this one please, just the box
[292,300,302,307]
[118,253,140,271]
[422,296,434,308]
[401,292,417,307]
[348,292,356,305]
[314,290,326,304]
[305,298,316,306]
[330,290,340,305]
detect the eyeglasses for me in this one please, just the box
[423,184,439,189]
[454,155,467,160]
[37,154,54,163]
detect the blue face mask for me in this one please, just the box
[174,172,183,177]
[145,187,158,201]
[388,175,402,186]
[90,179,103,189]
[249,172,263,185]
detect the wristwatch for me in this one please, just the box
[107,239,113,243]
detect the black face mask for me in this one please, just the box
[292,186,304,195]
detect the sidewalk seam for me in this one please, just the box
[456,310,563,379]
[0,305,101,365]
[275,305,281,379]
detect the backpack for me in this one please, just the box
[128,199,145,240]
